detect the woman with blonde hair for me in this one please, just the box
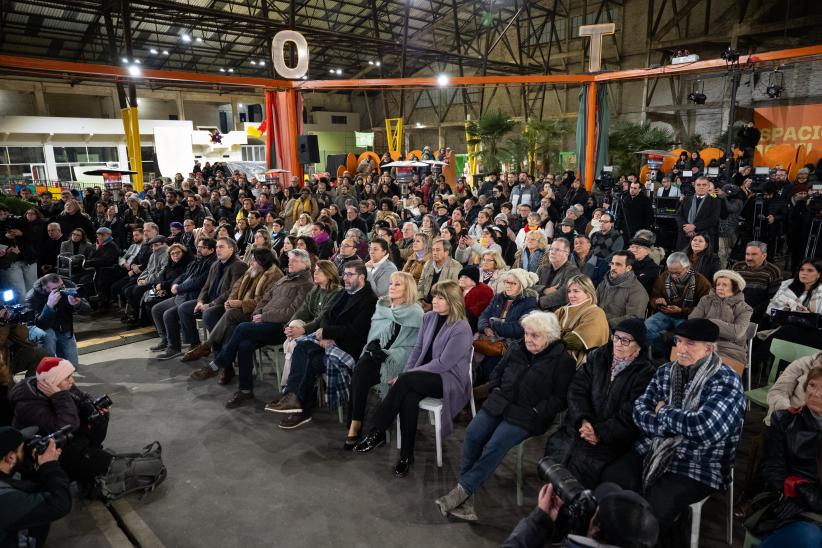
[555,275,609,366]
[241,228,273,265]
[402,233,431,283]
[478,249,508,293]
[355,280,473,478]
[344,271,424,449]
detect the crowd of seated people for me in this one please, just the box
[3,152,822,546]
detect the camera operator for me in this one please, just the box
[792,184,822,265]
[739,182,788,256]
[0,426,71,548]
[9,357,113,485]
[26,274,90,367]
[502,475,658,548]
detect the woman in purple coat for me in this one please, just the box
[355,280,473,478]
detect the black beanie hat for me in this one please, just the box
[458,265,480,285]
[614,318,647,348]
[673,318,720,342]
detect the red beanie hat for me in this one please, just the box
[36,357,75,386]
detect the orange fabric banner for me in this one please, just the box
[754,104,822,161]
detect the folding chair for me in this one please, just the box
[396,349,476,467]
[745,338,818,409]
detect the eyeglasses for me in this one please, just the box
[612,334,636,346]
[342,272,359,278]
[549,247,568,254]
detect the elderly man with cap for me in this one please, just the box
[77,226,121,301]
[9,357,115,484]
[545,318,654,488]
[601,318,745,541]
[0,424,71,548]
[503,481,659,548]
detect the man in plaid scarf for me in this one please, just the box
[601,318,745,544]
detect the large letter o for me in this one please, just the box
[271,30,309,80]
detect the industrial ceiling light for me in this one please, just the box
[766,68,784,99]
[162,50,169,55]
[437,73,449,87]
[329,69,335,74]
[219,68,226,72]
[259,60,265,66]
[687,79,706,105]
[149,49,158,55]
[721,47,740,64]
[336,69,342,75]
[181,33,191,42]
[250,60,257,65]
[134,59,141,64]
[302,75,308,79]
[375,61,380,66]
[195,37,203,43]
[227,68,234,73]
[368,60,374,65]
[128,65,141,77]
[121,57,129,63]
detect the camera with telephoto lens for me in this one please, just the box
[537,457,598,536]
[84,394,113,423]
[0,289,33,325]
[26,425,74,456]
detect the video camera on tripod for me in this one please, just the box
[595,166,616,194]
[751,166,771,193]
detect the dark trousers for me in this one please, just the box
[369,371,443,459]
[601,450,715,534]
[347,352,382,425]
[111,274,136,302]
[124,283,152,317]
[285,340,326,412]
[214,321,285,390]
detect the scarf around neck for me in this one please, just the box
[607,270,635,287]
[642,352,723,490]
[665,269,697,308]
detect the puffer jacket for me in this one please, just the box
[595,271,649,329]
[688,289,753,363]
[174,253,217,300]
[255,267,315,324]
[545,344,654,486]
[478,289,539,341]
[9,377,90,434]
[483,339,576,435]
[765,352,822,426]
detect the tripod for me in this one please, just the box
[806,217,822,259]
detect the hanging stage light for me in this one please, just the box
[766,68,784,99]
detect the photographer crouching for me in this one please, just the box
[503,458,659,548]
[0,426,72,548]
[26,274,90,367]
[8,357,112,486]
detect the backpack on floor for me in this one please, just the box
[95,441,167,502]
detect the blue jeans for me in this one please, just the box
[213,321,285,391]
[760,520,822,548]
[644,312,685,355]
[28,326,80,366]
[459,409,529,495]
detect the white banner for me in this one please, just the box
[154,126,194,178]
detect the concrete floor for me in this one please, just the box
[45,332,748,547]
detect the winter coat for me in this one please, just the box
[596,272,649,330]
[196,255,248,306]
[402,253,429,284]
[478,289,539,341]
[590,229,624,260]
[57,211,94,242]
[255,268,315,324]
[25,278,90,336]
[320,285,379,359]
[632,256,659,296]
[686,249,722,282]
[9,378,88,434]
[618,193,654,240]
[289,285,342,335]
[649,271,711,318]
[403,313,473,437]
[762,406,822,499]
[545,344,654,486]
[513,248,548,274]
[158,253,192,292]
[226,264,284,314]
[82,239,120,269]
[767,279,822,315]
[368,257,398,298]
[484,339,576,435]
[765,352,822,426]
[173,253,217,301]
[688,289,753,363]
[361,299,424,398]
[136,245,169,286]
[464,283,494,327]
[674,194,721,250]
[417,258,462,302]
[555,302,610,367]
[535,260,582,311]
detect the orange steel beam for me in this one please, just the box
[593,44,822,83]
[584,82,598,192]
[2,44,821,90]
[0,55,292,89]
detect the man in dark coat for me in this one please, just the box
[674,176,721,251]
[78,227,121,301]
[545,319,654,488]
[617,182,654,241]
[270,260,378,429]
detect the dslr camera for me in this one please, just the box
[59,287,79,298]
[84,394,113,423]
[538,457,598,536]
[26,425,74,456]
[0,289,33,325]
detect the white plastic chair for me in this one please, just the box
[689,467,734,547]
[396,349,476,467]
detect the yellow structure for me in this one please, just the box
[385,118,403,157]
[120,107,144,191]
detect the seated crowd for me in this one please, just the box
[3,157,822,547]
